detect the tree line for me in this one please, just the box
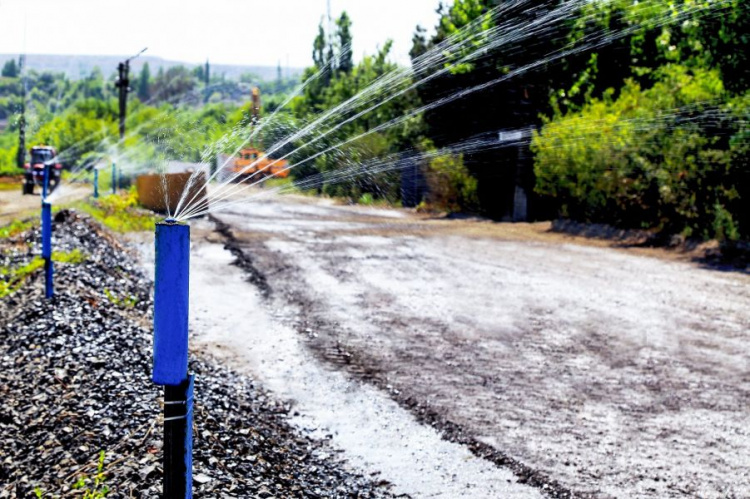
[0,59,297,175]
[0,0,747,242]
[283,0,749,242]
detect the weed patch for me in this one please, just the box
[0,219,32,239]
[75,189,157,233]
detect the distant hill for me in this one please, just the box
[0,54,303,82]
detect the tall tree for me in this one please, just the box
[192,64,204,82]
[137,62,151,101]
[1,59,19,78]
[276,61,283,92]
[313,23,328,69]
[336,12,354,73]
[411,0,565,219]
[204,60,210,86]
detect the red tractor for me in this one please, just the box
[22,146,63,195]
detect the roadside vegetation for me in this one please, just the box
[75,189,158,233]
[0,245,87,299]
[0,219,31,238]
[0,0,747,242]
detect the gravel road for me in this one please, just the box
[206,193,750,498]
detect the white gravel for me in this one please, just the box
[205,194,750,498]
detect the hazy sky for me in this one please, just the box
[0,0,442,67]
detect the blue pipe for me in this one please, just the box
[153,220,190,385]
[42,201,53,299]
[153,220,192,497]
[41,165,53,299]
[112,162,116,194]
[93,169,99,198]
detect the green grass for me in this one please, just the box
[261,176,297,191]
[0,249,87,298]
[0,166,23,176]
[357,192,399,208]
[0,181,21,191]
[0,257,45,297]
[104,288,138,308]
[71,450,110,498]
[53,248,87,264]
[74,190,158,233]
[0,219,32,239]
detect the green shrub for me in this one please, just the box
[54,248,87,264]
[713,203,740,242]
[533,65,744,240]
[423,153,479,212]
[77,188,157,233]
[72,450,110,498]
[0,257,44,298]
[0,219,32,238]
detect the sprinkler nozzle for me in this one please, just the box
[164,217,178,224]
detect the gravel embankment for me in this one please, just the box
[0,211,394,498]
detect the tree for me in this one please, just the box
[276,61,283,92]
[411,0,565,219]
[204,60,210,86]
[697,0,750,94]
[409,25,428,60]
[1,59,19,78]
[313,22,328,69]
[336,12,353,73]
[137,62,151,101]
[150,66,196,104]
[532,66,736,239]
[192,64,204,82]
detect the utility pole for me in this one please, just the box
[115,61,131,142]
[251,87,261,125]
[113,48,146,193]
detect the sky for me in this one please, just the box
[0,0,442,68]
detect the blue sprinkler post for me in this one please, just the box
[41,165,53,299]
[93,168,99,199]
[153,220,193,498]
[111,162,117,194]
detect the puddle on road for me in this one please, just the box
[185,241,542,499]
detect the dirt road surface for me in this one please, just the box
[186,193,750,498]
[0,183,90,224]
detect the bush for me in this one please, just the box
[423,152,479,213]
[533,65,744,239]
[77,188,157,233]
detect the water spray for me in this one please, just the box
[152,219,193,497]
[41,165,53,299]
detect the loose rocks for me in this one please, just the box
[0,211,393,498]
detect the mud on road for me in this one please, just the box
[207,193,750,498]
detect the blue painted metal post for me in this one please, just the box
[93,169,99,199]
[153,220,192,498]
[41,165,53,299]
[41,201,53,299]
[111,162,116,194]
